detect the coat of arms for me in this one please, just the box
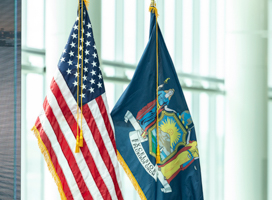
[124,80,199,193]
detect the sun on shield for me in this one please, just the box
[148,110,188,164]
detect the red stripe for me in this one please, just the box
[50,78,112,200]
[82,103,124,200]
[95,95,117,152]
[35,117,73,200]
[43,97,92,199]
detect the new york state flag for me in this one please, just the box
[111,5,204,200]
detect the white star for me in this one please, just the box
[90,78,95,84]
[69,51,74,57]
[77,54,82,60]
[63,49,66,53]
[70,42,76,48]
[80,37,84,43]
[60,57,65,62]
[72,33,77,39]
[79,45,83,51]
[85,41,91,46]
[93,45,96,50]
[83,20,85,25]
[73,80,78,86]
[76,63,81,69]
[81,84,86,89]
[67,60,73,66]
[91,70,96,75]
[84,58,89,64]
[92,52,97,58]
[85,50,90,55]
[66,68,71,75]
[84,67,88,72]
[97,82,102,88]
[98,74,102,79]
[87,23,92,29]
[83,75,87,81]
[74,72,79,77]
[86,32,91,38]
[91,61,97,67]
[84,11,86,16]
[80,93,85,98]
[76,16,79,21]
[89,87,94,93]
[81,28,84,33]
[73,25,78,30]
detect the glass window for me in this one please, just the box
[22,0,227,199]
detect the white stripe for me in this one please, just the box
[47,89,103,200]
[38,111,83,200]
[87,100,120,199]
[101,93,115,134]
[54,69,120,199]
[101,93,123,189]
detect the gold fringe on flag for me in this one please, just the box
[83,0,89,9]
[32,126,67,200]
[117,151,147,200]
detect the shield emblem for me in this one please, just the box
[148,110,188,164]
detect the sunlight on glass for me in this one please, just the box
[24,73,44,200]
[124,0,136,64]
[123,84,129,92]
[104,82,115,111]
[102,0,115,61]
[125,69,135,80]
[144,0,151,46]
[198,92,209,200]
[216,0,225,78]
[29,55,44,68]
[103,66,115,77]
[164,0,175,62]
[182,0,193,73]
[26,0,44,49]
[200,0,210,76]
[184,91,192,112]
[216,95,225,137]
[199,93,209,138]
[119,164,140,200]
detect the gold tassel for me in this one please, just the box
[156,146,160,164]
[79,130,83,147]
[149,5,159,18]
[75,135,80,153]
[83,0,89,9]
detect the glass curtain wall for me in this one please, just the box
[101,0,225,199]
[21,0,46,199]
[21,0,227,199]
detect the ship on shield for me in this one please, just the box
[124,81,200,192]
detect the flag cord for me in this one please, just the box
[150,1,161,164]
[80,0,84,148]
[75,0,85,153]
[75,0,81,153]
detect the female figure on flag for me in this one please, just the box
[136,80,176,138]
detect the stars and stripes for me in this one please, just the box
[32,2,123,200]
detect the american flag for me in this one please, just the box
[32,2,124,200]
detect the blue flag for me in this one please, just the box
[111,7,203,200]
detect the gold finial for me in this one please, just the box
[151,0,155,7]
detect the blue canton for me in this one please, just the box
[58,2,105,106]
